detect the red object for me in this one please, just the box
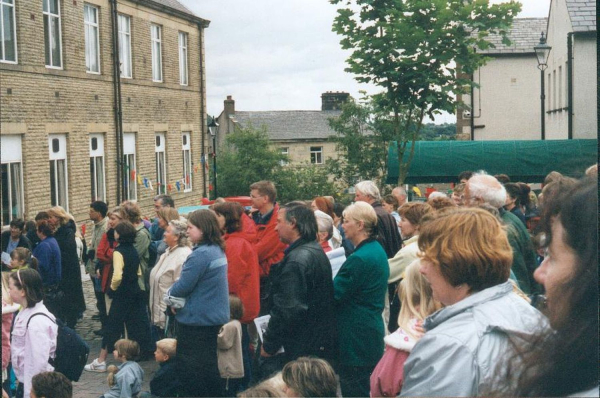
[425,187,436,198]
[252,203,287,277]
[223,215,260,323]
[81,224,86,236]
[96,233,116,292]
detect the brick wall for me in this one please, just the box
[0,0,208,229]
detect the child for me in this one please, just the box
[218,294,244,396]
[102,339,144,398]
[9,247,38,272]
[370,261,442,398]
[145,338,179,397]
[2,272,19,398]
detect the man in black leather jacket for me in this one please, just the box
[260,203,338,371]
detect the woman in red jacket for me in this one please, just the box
[213,202,260,390]
[96,207,123,320]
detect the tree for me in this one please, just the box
[217,125,339,201]
[216,125,286,198]
[326,96,393,187]
[331,0,521,183]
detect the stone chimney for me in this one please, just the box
[224,95,235,116]
[321,91,350,111]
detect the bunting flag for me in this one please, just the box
[143,178,149,188]
[123,160,209,193]
[148,180,154,191]
[130,170,136,181]
[176,181,181,191]
[167,184,173,193]
[137,175,143,185]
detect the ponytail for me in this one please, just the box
[27,254,38,271]
[107,365,119,387]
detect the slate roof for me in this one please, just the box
[477,18,548,54]
[231,110,341,141]
[149,0,195,16]
[565,0,596,32]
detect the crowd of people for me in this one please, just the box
[1,165,598,397]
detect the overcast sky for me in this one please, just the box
[181,0,551,123]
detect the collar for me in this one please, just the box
[254,205,275,225]
[353,237,376,252]
[284,238,309,255]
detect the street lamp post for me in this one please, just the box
[208,117,219,199]
[534,32,552,140]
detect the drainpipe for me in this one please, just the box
[110,0,124,203]
[567,32,573,139]
[198,23,207,199]
[470,73,475,140]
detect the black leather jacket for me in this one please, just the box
[263,239,338,363]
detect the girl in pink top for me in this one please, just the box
[370,261,441,397]
[8,269,58,398]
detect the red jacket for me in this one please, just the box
[224,219,260,323]
[252,204,287,277]
[96,231,116,293]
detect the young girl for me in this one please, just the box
[9,248,38,272]
[102,339,144,398]
[218,294,244,397]
[370,260,442,398]
[8,269,58,398]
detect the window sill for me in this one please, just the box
[0,59,18,65]
[45,65,63,70]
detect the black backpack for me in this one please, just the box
[26,313,89,382]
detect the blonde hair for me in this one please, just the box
[47,206,75,226]
[397,261,441,339]
[156,338,177,358]
[342,201,378,238]
[107,364,119,387]
[113,338,140,360]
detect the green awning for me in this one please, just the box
[387,139,598,184]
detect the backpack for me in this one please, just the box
[27,313,89,382]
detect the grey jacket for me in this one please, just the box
[401,281,547,397]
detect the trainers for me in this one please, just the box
[84,358,107,372]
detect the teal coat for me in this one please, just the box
[333,238,389,367]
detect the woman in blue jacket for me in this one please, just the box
[168,210,229,397]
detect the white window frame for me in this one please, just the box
[43,0,63,69]
[84,3,100,74]
[182,132,192,192]
[151,24,162,82]
[1,135,24,226]
[178,32,188,86]
[280,147,289,166]
[310,146,323,165]
[155,133,167,195]
[123,133,137,201]
[48,134,69,211]
[89,134,106,201]
[0,0,17,64]
[118,14,132,78]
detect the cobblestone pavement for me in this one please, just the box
[73,266,158,398]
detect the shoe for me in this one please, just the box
[93,329,104,336]
[84,358,107,372]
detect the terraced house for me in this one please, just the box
[0,0,210,227]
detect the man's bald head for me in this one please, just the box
[464,173,507,208]
[392,187,408,206]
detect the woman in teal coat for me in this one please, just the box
[334,201,390,397]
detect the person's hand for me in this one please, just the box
[170,307,177,315]
[3,387,9,398]
[413,320,425,338]
[260,346,272,357]
[96,269,101,278]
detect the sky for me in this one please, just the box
[181,0,551,124]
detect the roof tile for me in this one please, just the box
[477,18,547,54]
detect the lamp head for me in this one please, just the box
[534,32,552,70]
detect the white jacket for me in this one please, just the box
[149,245,191,328]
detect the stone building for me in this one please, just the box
[214,92,348,167]
[457,0,596,141]
[0,0,210,227]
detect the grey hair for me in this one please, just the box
[428,191,447,200]
[169,219,189,247]
[314,210,334,240]
[392,186,407,197]
[468,172,507,208]
[355,180,381,201]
